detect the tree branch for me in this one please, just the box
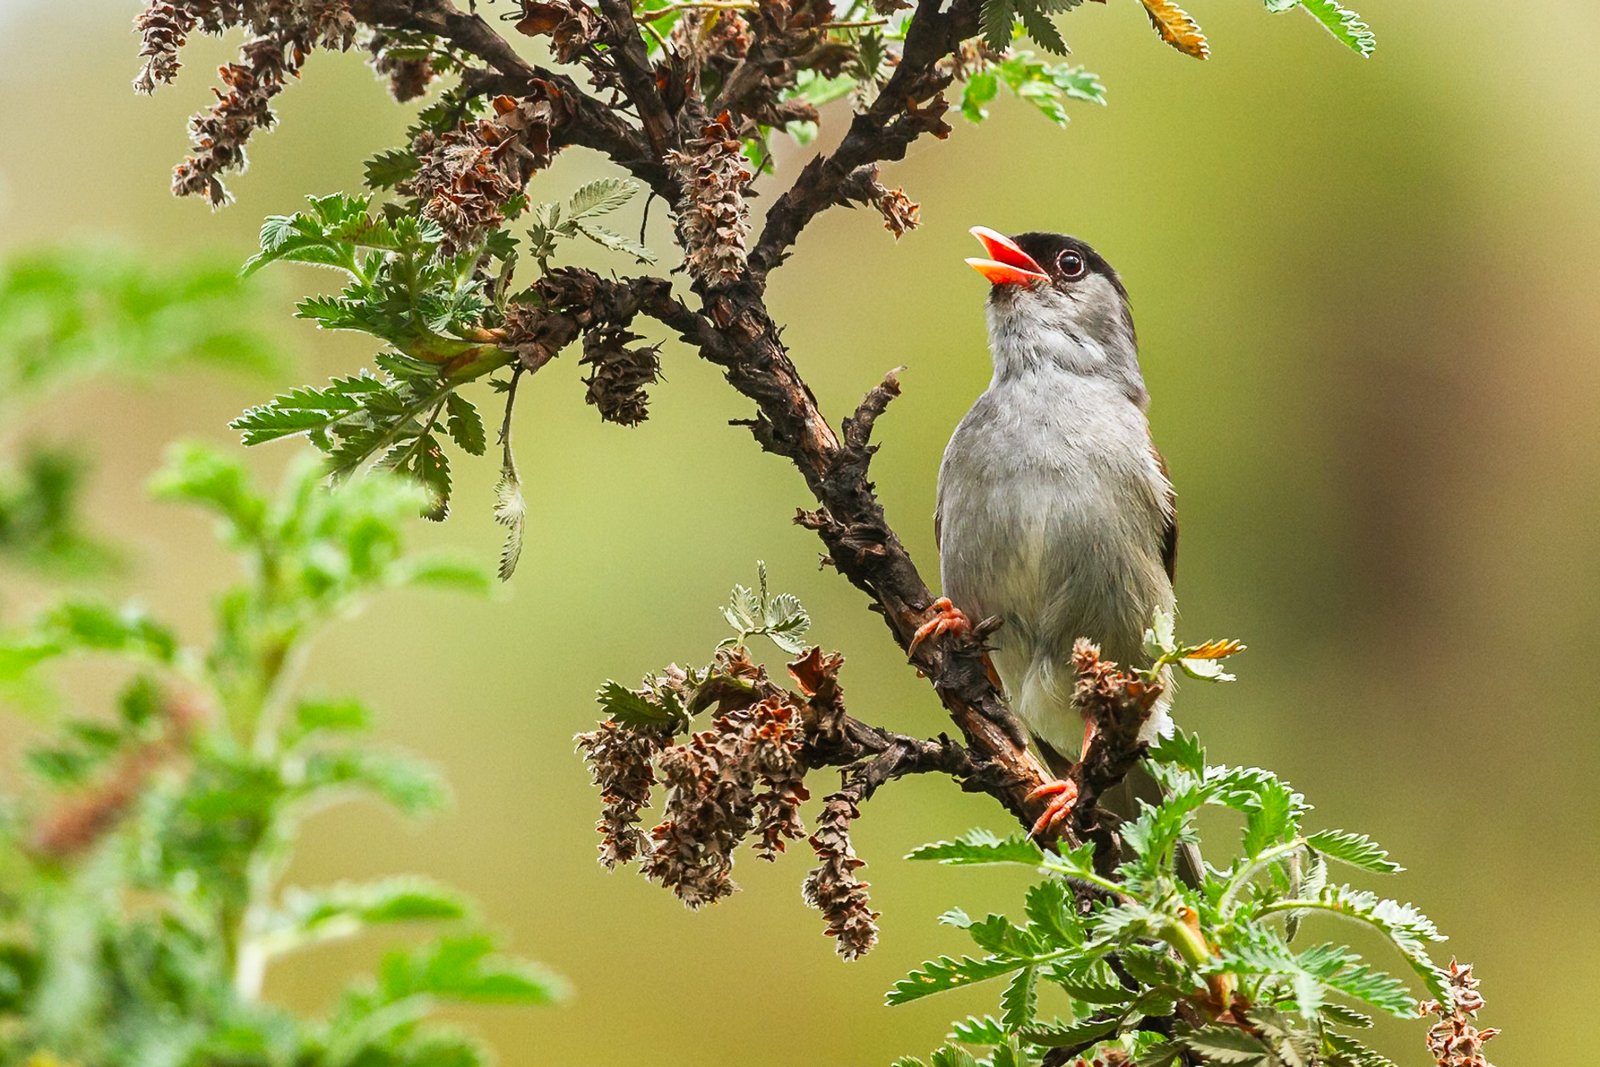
[748,0,978,278]
[539,269,1058,833]
[354,0,667,190]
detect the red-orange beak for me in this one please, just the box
[967,226,1049,286]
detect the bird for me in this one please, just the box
[916,226,1179,844]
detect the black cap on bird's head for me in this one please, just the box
[964,226,1142,396]
[966,227,1129,304]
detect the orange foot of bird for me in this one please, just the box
[908,597,973,659]
[1027,778,1080,839]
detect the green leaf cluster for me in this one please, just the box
[978,0,1084,55]
[234,194,513,522]
[527,178,656,270]
[960,54,1106,127]
[0,446,550,1067]
[716,561,812,655]
[588,562,817,740]
[891,726,1443,1067]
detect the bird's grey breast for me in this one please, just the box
[936,368,1173,672]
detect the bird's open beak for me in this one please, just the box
[967,226,1049,286]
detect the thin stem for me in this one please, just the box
[640,0,754,17]
[1217,837,1306,916]
[1041,858,1128,899]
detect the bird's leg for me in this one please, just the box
[1026,777,1080,839]
[1026,720,1101,840]
[907,597,971,657]
[907,598,1004,689]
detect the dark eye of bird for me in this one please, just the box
[1057,250,1087,280]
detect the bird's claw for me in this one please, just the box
[908,597,973,659]
[1027,778,1080,840]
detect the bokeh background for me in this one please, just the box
[2,1,1597,1063]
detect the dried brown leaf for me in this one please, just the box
[1138,0,1209,59]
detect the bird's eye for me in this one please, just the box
[1056,250,1087,280]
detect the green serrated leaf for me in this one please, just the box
[595,680,685,732]
[1051,975,1134,1006]
[948,1015,1008,1046]
[229,373,386,446]
[493,454,526,582]
[1297,0,1375,56]
[1319,1002,1374,1029]
[1147,728,1205,775]
[364,147,421,191]
[1185,1027,1273,1065]
[566,178,639,220]
[572,219,657,263]
[887,955,1024,1005]
[444,392,487,456]
[1306,830,1402,874]
[929,1046,980,1067]
[1323,1030,1397,1067]
[999,966,1037,1029]
[980,0,1015,50]
[1020,1015,1118,1049]
[1018,4,1069,54]
[1023,878,1083,947]
[907,829,1045,867]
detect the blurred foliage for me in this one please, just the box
[0,247,283,412]
[0,446,561,1067]
[0,449,113,578]
[0,247,283,578]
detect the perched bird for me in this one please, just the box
[917,226,1178,840]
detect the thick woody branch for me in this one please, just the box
[748,0,978,278]
[538,269,1057,834]
[353,0,666,190]
[595,0,678,155]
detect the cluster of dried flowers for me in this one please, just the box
[366,31,439,102]
[514,0,603,64]
[1421,959,1499,1067]
[576,645,888,956]
[573,718,668,868]
[403,89,568,254]
[839,163,923,238]
[580,328,663,426]
[643,686,809,906]
[667,112,755,285]
[801,791,879,959]
[134,0,359,205]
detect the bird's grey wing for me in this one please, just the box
[1153,442,1178,585]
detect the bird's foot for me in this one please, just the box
[1026,777,1080,839]
[908,597,973,659]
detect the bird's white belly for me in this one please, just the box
[936,374,1174,756]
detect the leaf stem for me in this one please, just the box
[1217,837,1306,916]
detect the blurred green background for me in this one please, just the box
[2,1,1597,1063]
